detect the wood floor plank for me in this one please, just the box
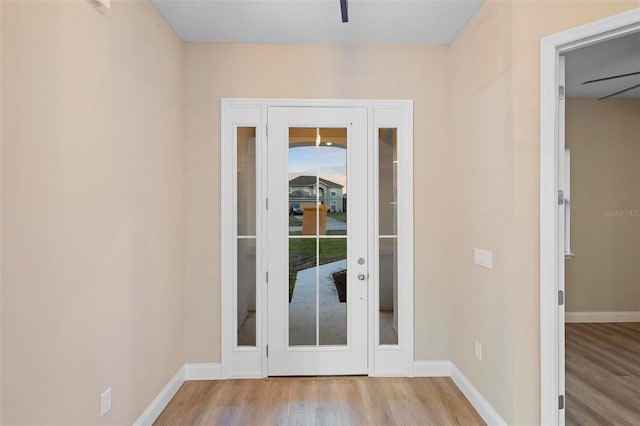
[154,376,485,426]
[566,322,640,426]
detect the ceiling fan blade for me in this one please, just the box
[583,70,640,85]
[598,82,640,100]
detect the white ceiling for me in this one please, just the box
[565,31,640,99]
[151,0,484,45]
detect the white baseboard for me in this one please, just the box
[414,361,506,425]
[184,363,223,380]
[373,369,414,377]
[135,363,222,425]
[565,311,640,323]
[449,363,507,426]
[413,360,450,377]
[133,366,185,426]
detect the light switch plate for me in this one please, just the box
[474,248,493,269]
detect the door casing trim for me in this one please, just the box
[221,98,414,378]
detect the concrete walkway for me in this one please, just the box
[289,260,347,345]
[235,258,398,347]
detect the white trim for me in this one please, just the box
[133,366,185,426]
[366,105,376,377]
[450,363,508,426]
[413,361,506,426]
[220,100,232,379]
[222,98,413,108]
[220,105,264,379]
[540,9,640,426]
[565,311,640,323]
[412,361,450,377]
[184,363,223,381]
[402,104,414,377]
[371,105,414,377]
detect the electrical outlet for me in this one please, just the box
[475,341,482,361]
[100,388,111,417]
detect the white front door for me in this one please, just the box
[267,107,368,375]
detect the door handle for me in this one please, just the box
[357,273,367,280]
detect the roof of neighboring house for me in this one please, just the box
[289,175,343,188]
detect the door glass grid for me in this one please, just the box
[288,128,348,346]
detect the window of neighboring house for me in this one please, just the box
[331,191,337,196]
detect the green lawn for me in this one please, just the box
[288,238,346,300]
[327,212,346,222]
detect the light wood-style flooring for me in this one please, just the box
[154,376,485,425]
[566,322,640,426]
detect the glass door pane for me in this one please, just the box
[318,238,347,345]
[288,127,348,347]
[237,127,257,347]
[379,128,398,345]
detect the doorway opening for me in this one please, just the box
[561,32,640,425]
[540,8,640,426]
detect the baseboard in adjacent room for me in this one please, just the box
[565,311,640,323]
[133,366,185,426]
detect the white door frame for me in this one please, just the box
[221,98,414,379]
[539,8,640,426]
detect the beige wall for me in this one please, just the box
[448,0,515,421]
[2,1,640,425]
[183,43,451,362]
[448,1,640,425]
[565,98,640,313]
[1,1,184,424]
